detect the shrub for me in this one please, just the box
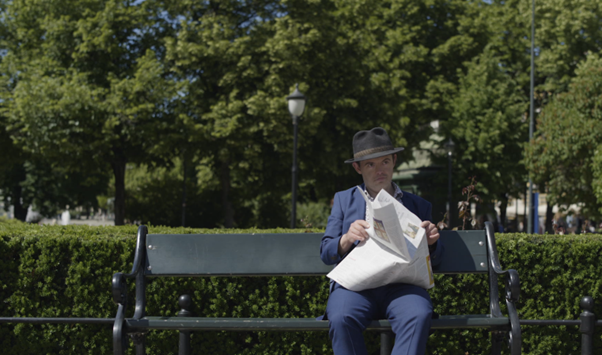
[0,223,601,354]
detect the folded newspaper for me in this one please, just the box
[326,186,435,291]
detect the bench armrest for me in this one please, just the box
[485,222,520,303]
[112,225,150,355]
[485,222,521,355]
[126,225,149,278]
[112,273,127,306]
[112,225,148,306]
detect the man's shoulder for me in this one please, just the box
[339,185,360,194]
[332,185,364,206]
[334,185,362,197]
[401,190,431,206]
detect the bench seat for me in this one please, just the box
[126,314,510,331]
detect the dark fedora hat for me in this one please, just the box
[344,127,404,164]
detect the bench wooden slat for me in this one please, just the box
[126,315,509,332]
[146,233,332,276]
[433,230,488,273]
[145,231,488,277]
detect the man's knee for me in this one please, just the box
[410,307,432,326]
[328,311,367,331]
[392,302,432,334]
[406,298,432,323]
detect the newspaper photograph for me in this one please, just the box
[326,186,435,291]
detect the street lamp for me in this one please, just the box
[286,84,307,229]
[527,0,536,234]
[444,138,455,227]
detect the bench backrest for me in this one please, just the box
[142,230,489,277]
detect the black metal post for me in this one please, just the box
[178,295,193,355]
[447,150,452,227]
[580,296,595,355]
[527,0,535,234]
[182,154,186,227]
[291,116,299,229]
[380,331,393,355]
[132,333,146,355]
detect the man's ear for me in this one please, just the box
[352,162,362,174]
[393,154,397,165]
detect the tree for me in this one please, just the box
[1,0,178,224]
[7,0,590,229]
[434,0,602,228]
[526,53,602,218]
[0,108,109,220]
[164,0,497,227]
[484,0,602,94]
[534,0,602,93]
[440,49,528,226]
[0,113,29,221]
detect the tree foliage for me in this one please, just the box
[1,0,178,224]
[526,53,602,217]
[162,0,499,227]
[0,112,29,220]
[442,49,528,203]
[439,0,602,221]
[1,0,601,227]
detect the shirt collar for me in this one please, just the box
[362,182,404,202]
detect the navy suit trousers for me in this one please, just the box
[326,282,432,355]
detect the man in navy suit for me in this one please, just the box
[320,127,443,355]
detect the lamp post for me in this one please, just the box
[444,138,455,227]
[527,0,536,234]
[286,84,307,229]
[182,151,186,227]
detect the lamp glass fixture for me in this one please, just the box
[287,84,306,117]
[445,138,456,154]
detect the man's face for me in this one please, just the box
[352,154,397,195]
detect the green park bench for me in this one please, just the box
[112,221,521,355]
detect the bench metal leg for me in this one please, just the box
[131,333,146,355]
[380,331,393,355]
[507,301,522,355]
[113,304,128,355]
[491,331,504,355]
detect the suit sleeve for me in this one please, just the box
[423,201,433,222]
[421,199,444,267]
[320,193,345,265]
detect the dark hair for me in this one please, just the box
[355,154,396,166]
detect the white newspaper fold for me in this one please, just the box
[326,187,435,291]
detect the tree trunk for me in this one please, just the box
[499,194,508,233]
[545,201,554,234]
[220,160,234,228]
[112,159,126,226]
[12,184,28,221]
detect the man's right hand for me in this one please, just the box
[338,220,370,256]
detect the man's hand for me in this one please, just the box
[338,220,370,256]
[421,220,440,245]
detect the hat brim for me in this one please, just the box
[344,147,404,164]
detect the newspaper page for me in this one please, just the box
[326,187,435,291]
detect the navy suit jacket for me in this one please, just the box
[320,184,443,267]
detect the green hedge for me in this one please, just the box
[1,221,601,354]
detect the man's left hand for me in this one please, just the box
[421,221,440,245]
